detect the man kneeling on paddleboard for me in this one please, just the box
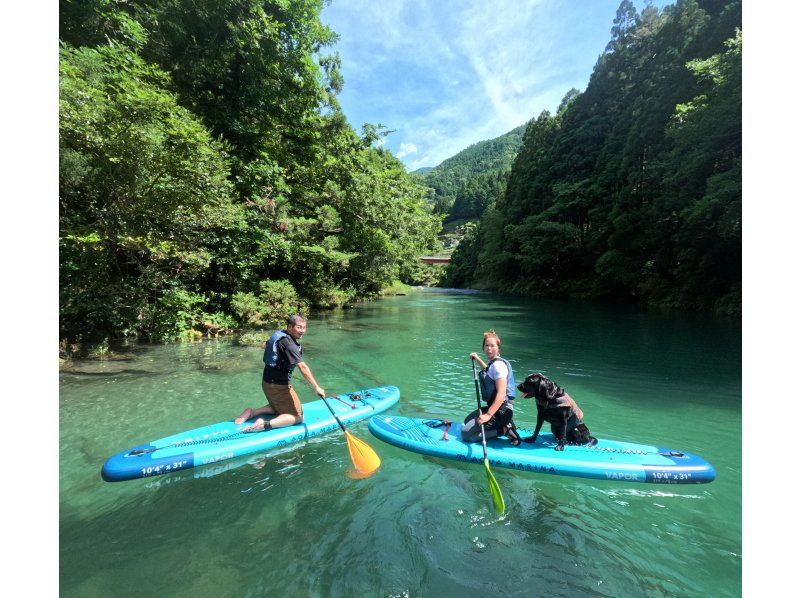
[235,314,326,432]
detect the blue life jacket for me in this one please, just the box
[262,330,302,373]
[479,357,516,407]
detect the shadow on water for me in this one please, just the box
[196,356,254,375]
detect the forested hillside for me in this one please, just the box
[59,0,440,348]
[422,124,526,220]
[443,0,741,317]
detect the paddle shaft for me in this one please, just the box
[321,396,348,433]
[472,360,490,460]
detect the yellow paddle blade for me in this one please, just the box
[344,430,381,477]
[484,458,506,514]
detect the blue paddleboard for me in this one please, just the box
[101,386,400,482]
[368,415,715,484]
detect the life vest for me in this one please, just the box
[529,373,584,421]
[479,357,516,406]
[262,330,302,373]
[538,394,584,421]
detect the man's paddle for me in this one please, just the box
[472,359,506,514]
[321,395,381,477]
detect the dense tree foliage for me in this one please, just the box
[421,124,526,219]
[60,0,440,345]
[443,0,741,317]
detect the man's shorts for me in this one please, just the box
[262,382,303,417]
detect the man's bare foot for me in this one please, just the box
[235,408,253,425]
[243,418,269,433]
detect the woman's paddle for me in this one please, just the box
[321,395,381,478]
[472,359,506,514]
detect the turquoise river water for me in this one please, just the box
[59,288,741,597]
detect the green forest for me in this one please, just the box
[443,0,742,317]
[59,0,441,350]
[60,0,742,354]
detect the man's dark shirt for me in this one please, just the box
[263,334,303,385]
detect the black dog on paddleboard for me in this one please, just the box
[517,373,597,451]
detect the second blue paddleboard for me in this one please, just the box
[368,415,715,484]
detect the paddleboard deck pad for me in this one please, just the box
[101,386,400,482]
[368,415,715,484]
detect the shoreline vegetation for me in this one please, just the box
[60,1,741,361]
[58,279,427,363]
[58,282,421,363]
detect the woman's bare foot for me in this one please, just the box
[235,408,253,425]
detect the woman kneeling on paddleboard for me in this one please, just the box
[462,329,521,446]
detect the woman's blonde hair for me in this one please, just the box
[482,329,501,350]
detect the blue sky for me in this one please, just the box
[321,0,671,170]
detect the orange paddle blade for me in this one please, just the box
[344,430,381,477]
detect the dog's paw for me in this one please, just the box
[522,435,536,443]
[587,437,598,446]
[555,443,565,451]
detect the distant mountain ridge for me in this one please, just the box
[421,122,527,218]
[410,166,434,175]
[428,123,526,180]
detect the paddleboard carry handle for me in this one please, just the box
[127,447,157,457]
[658,451,685,458]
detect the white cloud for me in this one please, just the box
[375,1,567,167]
[323,0,640,169]
[395,143,418,159]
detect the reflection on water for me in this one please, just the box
[60,288,741,597]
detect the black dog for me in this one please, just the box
[517,373,597,451]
